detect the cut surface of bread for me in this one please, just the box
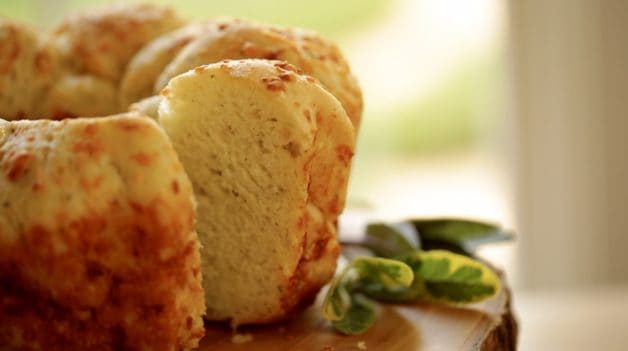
[0,113,205,350]
[159,59,355,326]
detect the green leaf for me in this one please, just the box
[408,250,501,304]
[322,275,352,321]
[358,275,425,303]
[351,256,415,288]
[322,256,413,322]
[362,222,420,258]
[408,218,513,255]
[331,293,378,335]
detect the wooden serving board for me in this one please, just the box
[199,281,517,350]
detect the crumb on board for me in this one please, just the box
[231,333,253,344]
[321,346,335,351]
[357,340,367,350]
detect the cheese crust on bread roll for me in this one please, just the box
[122,18,362,128]
[49,3,184,82]
[0,113,205,351]
[159,59,355,326]
[119,22,214,110]
[0,19,59,119]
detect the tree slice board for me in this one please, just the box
[199,279,517,350]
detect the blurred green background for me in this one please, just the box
[0,0,506,215]
[0,0,390,38]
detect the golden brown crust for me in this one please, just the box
[45,75,119,118]
[49,3,184,82]
[0,114,205,351]
[119,22,215,109]
[0,4,184,120]
[154,19,363,128]
[0,19,60,120]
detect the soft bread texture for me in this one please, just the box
[0,113,205,350]
[159,59,355,325]
[0,19,59,119]
[122,18,362,128]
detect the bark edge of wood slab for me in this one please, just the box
[480,285,518,350]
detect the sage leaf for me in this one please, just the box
[322,276,352,321]
[322,256,413,322]
[408,250,501,304]
[358,275,425,303]
[351,256,415,288]
[331,293,378,335]
[409,219,513,255]
[363,222,419,258]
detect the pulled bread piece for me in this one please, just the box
[0,19,59,119]
[159,59,355,326]
[122,18,362,128]
[0,113,205,350]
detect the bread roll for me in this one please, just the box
[121,18,362,127]
[49,3,184,82]
[119,23,213,109]
[129,95,162,120]
[0,113,205,350]
[0,19,59,119]
[46,75,119,118]
[159,59,355,325]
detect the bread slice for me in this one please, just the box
[159,59,355,325]
[0,113,205,350]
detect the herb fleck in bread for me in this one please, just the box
[159,59,355,325]
[0,113,205,350]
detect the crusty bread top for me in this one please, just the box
[119,22,214,109]
[49,3,184,82]
[0,113,205,350]
[0,112,195,239]
[149,18,363,128]
[0,19,59,119]
[47,75,119,119]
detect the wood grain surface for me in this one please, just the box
[199,280,517,351]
